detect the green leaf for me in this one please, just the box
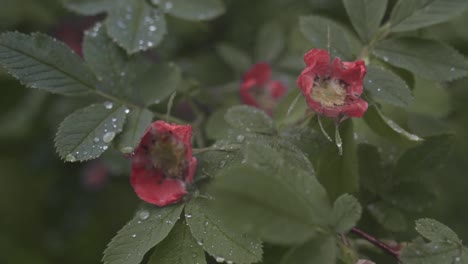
[357,144,384,194]
[0,32,97,95]
[364,65,413,108]
[255,21,285,62]
[148,220,206,264]
[185,198,263,264]
[367,201,408,232]
[115,108,153,154]
[132,62,182,106]
[210,164,331,245]
[363,106,423,144]
[393,135,452,181]
[400,240,468,264]
[216,43,252,73]
[343,0,388,43]
[381,182,436,211]
[106,0,167,54]
[55,103,128,162]
[83,23,136,91]
[63,0,113,15]
[415,219,460,243]
[158,0,225,21]
[225,105,276,135]
[103,204,184,264]
[299,15,356,60]
[205,107,230,140]
[316,120,359,200]
[274,89,308,126]
[281,235,337,264]
[390,0,468,32]
[331,194,362,233]
[400,239,464,264]
[373,38,468,81]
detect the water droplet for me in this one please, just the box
[132,234,136,238]
[66,154,77,162]
[236,134,245,143]
[367,79,373,83]
[149,25,157,31]
[164,2,173,10]
[112,118,117,122]
[138,210,150,220]
[185,214,192,218]
[125,108,130,114]
[147,41,154,47]
[104,101,113,109]
[103,132,116,143]
[219,160,226,168]
[204,221,209,227]
[117,20,126,29]
[121,147,134,154]
[215,257,225,263]
[383,56,389,62]
[154,99,161,104]
[227,261,233,264]
[93,137,100,143]
[103,146,108,150]
[165,220,173,224]
[455,257,461,262]
[120,71,126,77]
[197,241,203,246]
[377,88,381,92]
[451,67,455,72]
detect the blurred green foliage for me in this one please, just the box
[1,0,468,263]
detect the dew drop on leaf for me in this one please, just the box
[132,234,136,238]
[66,154,77,162]
[103,132,116,143]
[125,108,131,114]
[137,210,150,220]
[104,101,113,109]
[236,134,245,143]
[219,160,226,168]
[93,137,100,143]
[102,146,108,150]
[149,25,157,31]
[215,257,225,263]
[121,147,134,154]
[164,2,173,10]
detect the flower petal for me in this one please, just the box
[242,62,271,85]
[303,49,331,76]
[130,167,187,206]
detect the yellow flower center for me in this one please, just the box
[149,132,187,179]
[310,78,347,107]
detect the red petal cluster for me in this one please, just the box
[130,121,197,207]
[240,63,287,113]
[297,49,368,118]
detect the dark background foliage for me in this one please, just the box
[1,0,468,263]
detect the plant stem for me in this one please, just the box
[193,144,240,155]
[351,227,400,261]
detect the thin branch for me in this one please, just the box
[351,227,400,261]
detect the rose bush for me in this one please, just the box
[1,1,468,264]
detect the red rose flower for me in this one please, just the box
[297,49,368,118]
[130,121,197,206]
[240,63,287,114]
